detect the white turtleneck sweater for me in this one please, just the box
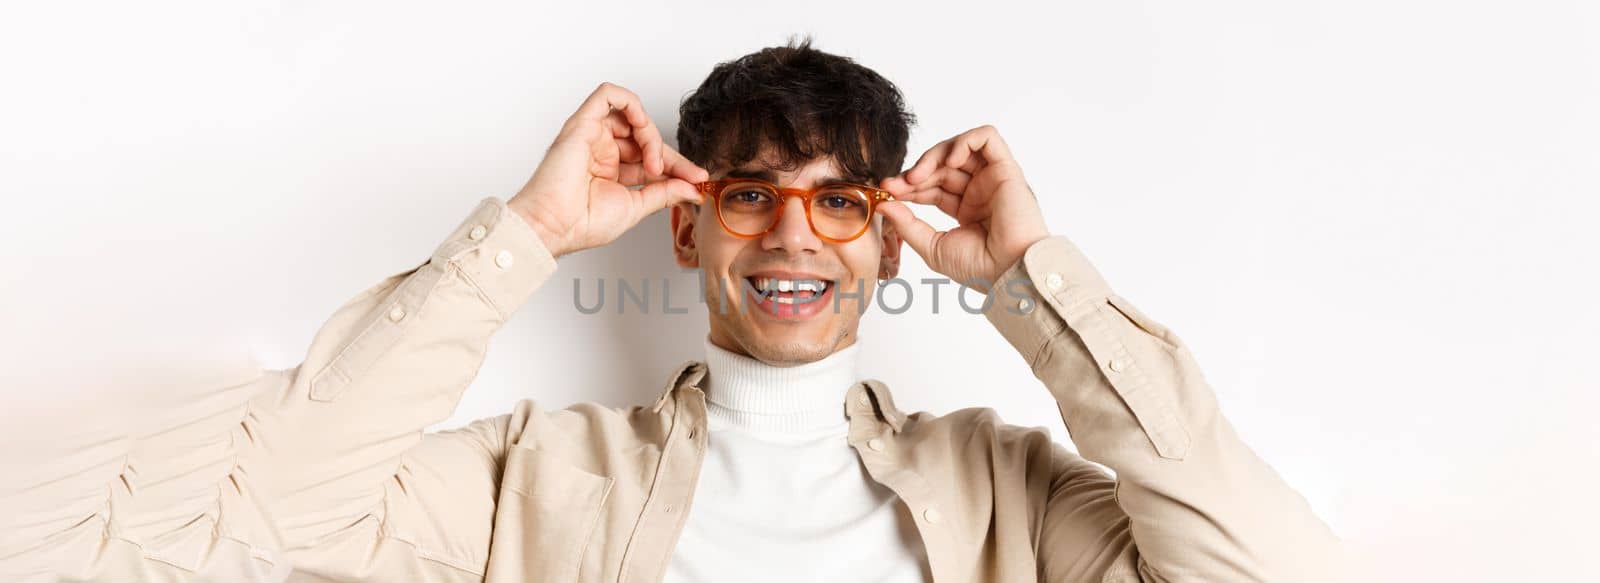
[663,339,930,583]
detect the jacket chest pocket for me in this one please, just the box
[489,445,615,581]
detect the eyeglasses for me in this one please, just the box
[696,178,895,243]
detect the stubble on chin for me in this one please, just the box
[719,320,852,366]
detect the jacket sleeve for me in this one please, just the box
[0,366,291,583]
[246,197,554,581]
[984,236,1342,582]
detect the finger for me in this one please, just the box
[880,174,913,194]
[908,166,971,196]
[600,111,633,138]
[615,134,643,164]
[617,159,649,186]
[665,177,705,206]
[618,145,705,187]
[575,83,664,176]
[591,109,644,179]
[632,177,704,220]
[943,125,1015,172]
[896,187,962,220]
[884,163,958,196]
[576,82,648,128]
[890,167,969,215]
[874,200,942,261]
[901,138,953,186]
[634,116,665,178]
[662,145,709,183]
[604,115,663,177]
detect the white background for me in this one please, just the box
[2,1,1596,580]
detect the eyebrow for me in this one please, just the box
[725,168,873,187]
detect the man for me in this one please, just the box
[247,40,1339,581]
[0,41,1335,582]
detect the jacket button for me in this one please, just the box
[387,306,406,322]
[867,438,886,452]
[1045,272,1063,291]
[494,249,515,269]
[923,508,942,524]
[1108,358,1128,372]
[468,225,488,241]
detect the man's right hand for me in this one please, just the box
[508,82,709,258]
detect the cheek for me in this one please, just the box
[694,221,744,271]
[699,237,759,294]
[839,240,886,282]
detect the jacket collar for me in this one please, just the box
[652,359,708,414]
[656,359,905,433]
[846,379,907,433]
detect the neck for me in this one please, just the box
[701,338,860,433]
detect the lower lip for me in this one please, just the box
[750,283,836,321]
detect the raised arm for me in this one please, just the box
[245,196,554,579]
[878,126,1341,582]
[246,83,707,580]
[985,237,1340,581]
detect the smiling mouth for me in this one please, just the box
[744,276,835,304]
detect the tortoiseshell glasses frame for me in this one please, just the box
[695,178,895,243]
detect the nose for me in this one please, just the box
[761,195,822,254]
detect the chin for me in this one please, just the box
[736,329,847,366]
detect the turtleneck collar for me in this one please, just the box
[701,337,861,433]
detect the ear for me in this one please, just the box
[876,215,903,280]
[671,202,700,268]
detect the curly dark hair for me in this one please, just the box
[677,36,916,185]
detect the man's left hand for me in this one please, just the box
[877,125,1051,292]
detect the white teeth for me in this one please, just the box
[751,277,831,294]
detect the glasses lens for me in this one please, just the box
[809,186,872,240]
[717,181,779,236]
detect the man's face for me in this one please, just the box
[671,150,902,365]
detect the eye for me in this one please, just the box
[728,188,769,203]
[819,193,863,209]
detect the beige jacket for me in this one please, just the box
[1,198,1340,582]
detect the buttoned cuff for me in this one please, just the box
[985,235,1191,460]
[430,197,558,320]
[306,198,557,402]
[984,236,1114,367]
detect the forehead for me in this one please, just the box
[718,153,868,186]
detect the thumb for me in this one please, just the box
[877,200,940,262]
